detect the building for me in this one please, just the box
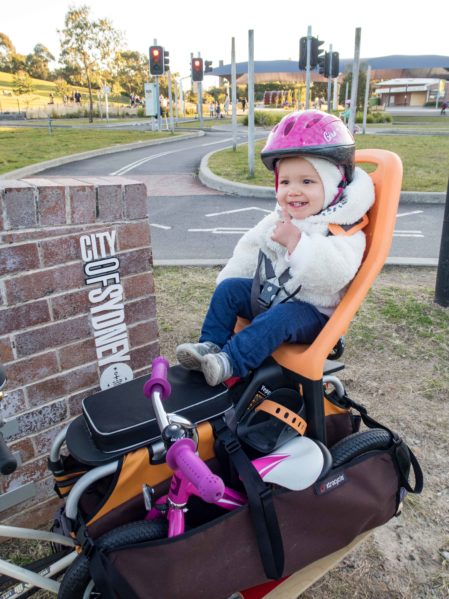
[374,78,448,107]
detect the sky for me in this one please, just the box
[2,0,448,81]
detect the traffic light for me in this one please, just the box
[205,60,213,73]
[164,50,170,72]
[330,52,339,78]
[318,51,329,77]
[310,37,324,69]
[191,57,203,82]
[149,46,164,75]
[299,37,307,70]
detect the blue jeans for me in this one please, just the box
[199,278,329,377]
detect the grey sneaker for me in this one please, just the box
[202,352,233,386]
[176,341,220,371]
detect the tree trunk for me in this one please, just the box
[87,75,93,123]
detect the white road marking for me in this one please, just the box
[396,210,424,218]
[206,207,271,217]
[394,233,424,238]
[201,138,233,147]
[188,227,250,234]
[151,223,172,230]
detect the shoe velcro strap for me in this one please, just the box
[255,399,307,436]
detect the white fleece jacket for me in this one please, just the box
[216,166,375,315]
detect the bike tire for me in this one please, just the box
[330,429,393,468]
[57,520,168,599]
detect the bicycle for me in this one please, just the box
[0,356,418,599]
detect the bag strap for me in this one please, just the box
[255,399,307,436]
[213,417,285,580]
[329,392,424,494]
[77,526,140,599]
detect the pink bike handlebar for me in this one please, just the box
[143,356,171,400]
[167,438,225,503]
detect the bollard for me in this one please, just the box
[47,117,53,135]
[435,178,449,306]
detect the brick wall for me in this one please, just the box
[0,177,159,526]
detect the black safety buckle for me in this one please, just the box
[257,281,281,309]
[77,527,96,558]
[224,437,242,455]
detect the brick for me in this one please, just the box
[5,263,84,304]
[126,296,157,325]
[0,387,26,419]
[51,289,89,320]
[117,222,151,252]
[25,363,98,407]
[5,351,59,390]
[12,399,67,440]
[119,248,153,277]
[97,184,123,221]
[9,437,35,463]
[67,387,97,417]
[15,314,90,358]
[2,454,49,492]
[0,301,50,335]
[0,223,101,245]
[37,185,67,226]
[0,243,40,276]
[129,341,159,371]
[3,184,37,230]
[69,185,96,224]
[58,338,97,370]
[123,272,155,300]
[1,495,60,529]
[0,336,14,362]
[40,234,81,267]
[32,421,70,456]
[129,319,158,349]
[124,183,148,220]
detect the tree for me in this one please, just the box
[114,50,148,97]
[54,78,70,102]
[13,70,33,95]
[0,32,15,72]
[25,44,55,80]
[339,67,368,110]
[59,5,123,122]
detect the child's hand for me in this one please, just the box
[271,209,301,254]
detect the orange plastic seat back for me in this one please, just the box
[236,148,403,380]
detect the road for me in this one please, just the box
[35,127,444,264]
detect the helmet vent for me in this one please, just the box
[305,116,323,128]
[283,120,295,136]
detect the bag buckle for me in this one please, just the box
[224,437,241,455]
[257,281,281,309]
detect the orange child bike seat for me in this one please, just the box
[236,148,403,381]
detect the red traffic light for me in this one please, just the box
[150,45,164,75]
[191,57,203,82]
[193,59,201,69]
[152,48,160,58]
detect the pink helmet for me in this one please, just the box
[261,110,356,181]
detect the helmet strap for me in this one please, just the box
[326,175,347,209]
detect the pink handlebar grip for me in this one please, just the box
[166,439,225,503]
[143,356,171,400]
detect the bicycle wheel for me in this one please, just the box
[330,429,393,468]
[57,520,168,599]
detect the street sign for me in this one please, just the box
[144,82,158,117]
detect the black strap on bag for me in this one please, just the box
[213,417,285,580]
[328,392,424,494]
[78,526,139,599]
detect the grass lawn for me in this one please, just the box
[0,127,178,174]
[208,135,449,192]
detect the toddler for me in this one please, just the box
[176,110,375,386]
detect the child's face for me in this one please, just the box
[276,157,325,219]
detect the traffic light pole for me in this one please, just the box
[348,27,361,135]
[362,65,371,134]
[231,37,237,151]
[153,38,162,131]
[327,44,333,113]
[167,71,174,133]
[305,26,312,109]
[248,29,255,177]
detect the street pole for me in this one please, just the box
[248,29,255,177]
[305,26,312,109]
[348,27,361,135]
[167,70,174,133]
[174,78,179,121]
[231,36,237,151]
[154,38,161,131]
[362,65,371,134]
[327,44,333,113]
[435,178,449,307]
[197,51,203,127]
